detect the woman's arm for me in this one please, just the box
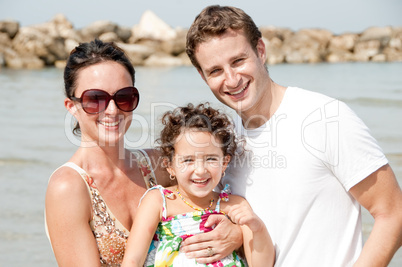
[45,167,101,267]
[227,196,275,267]
[121,189,163,267]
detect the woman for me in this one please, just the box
[45,39,242,266]
[44,39,171,266]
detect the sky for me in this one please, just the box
[0,0,401,35]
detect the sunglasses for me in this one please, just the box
[71,87,139,114]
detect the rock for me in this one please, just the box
[388,36,402,50]
[360,26,392,46]
[134,39,161,51]
[0,32,12,48]
[55,60,67,68]
[299,28,333,46]
[30,14,79,42]
[52,13,74,28]
[4,47,44,69]
[46,37,67,63]
[285,49,321,64]
[371,54,387,62]
[328,33,358,52]
[99,32,122,43]
[282,29,331,63]
[386,27,402,51]
[116,26,132,43]
[266,53,285,64]
[143,52,183,67]
[178,51,192,66]
[12,27,49,57]
[260,26,293,41]
[11,26,65,65]
[9,14,78,66]
[64,38,79,54]
[50,14,81,41]
[116,42,156,66]
[160,27,187,56]
[79,20,118,42]
[353,40,381,61]
[79,20,131,42]
[130,10,177,42]
[383,47,402,62]
[0,20,20,39]
[0,51,4,67]
[326,51,354,62]
[264,37,285,64]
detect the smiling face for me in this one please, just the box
[167,130,230,202]
[66,61,133,146]
[195,29,270,120]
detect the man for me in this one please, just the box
[182,5,402,266]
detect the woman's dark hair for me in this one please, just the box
[64,39,135,135]
[157,103,240,162]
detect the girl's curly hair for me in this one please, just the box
[156,103,240,162]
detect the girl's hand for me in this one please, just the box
[227,200,265,233]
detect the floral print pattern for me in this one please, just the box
[143,185,247,267]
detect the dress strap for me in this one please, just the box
[130,149,157,189]
[215,198,222,212]
[215,184,231,212]
[62,162,92,192]
[139,185,172,219]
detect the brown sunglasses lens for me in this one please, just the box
[114,87,139,112]
[81,87,139,114]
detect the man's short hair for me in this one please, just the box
[186,5,262,71]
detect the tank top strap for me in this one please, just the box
[139,185,173,219]
[62,162,93,192]
[214,184,231,212]
[215,197,222,212]
[129,149,157,189]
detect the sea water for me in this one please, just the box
[0,62,401,266]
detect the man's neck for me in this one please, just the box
[240,81,287,130]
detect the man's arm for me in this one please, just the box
[350,164,402,266]
[179,214,243,264]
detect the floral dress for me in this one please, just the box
[143,185,247,267]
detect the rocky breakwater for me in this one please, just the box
[0,11,401,69]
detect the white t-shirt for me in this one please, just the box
[221,87,388,267]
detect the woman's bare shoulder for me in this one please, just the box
[46,165,89,202]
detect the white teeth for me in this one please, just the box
[192,179,209,184]
[229,84,247,95]
[100,121,119,127]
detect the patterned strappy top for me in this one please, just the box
[45,149,157,266]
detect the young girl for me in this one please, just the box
[122,103,275,267]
